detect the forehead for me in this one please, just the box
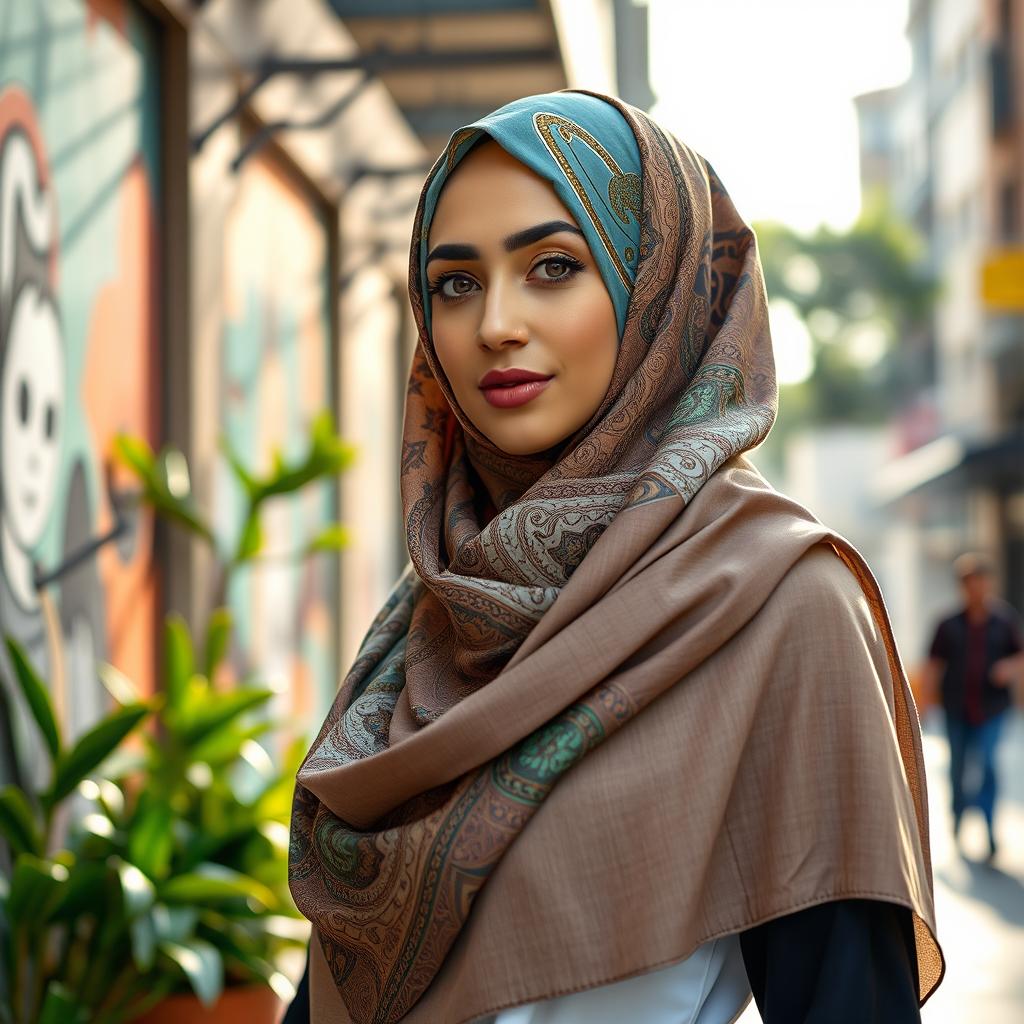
[428,141,578,244]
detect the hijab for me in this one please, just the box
[289,91,942,1024]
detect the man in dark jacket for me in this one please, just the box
[927,554,1024,860]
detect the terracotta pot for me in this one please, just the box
[132,984,282,1024]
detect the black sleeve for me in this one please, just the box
[1006,612,1024,655]
[739,899,920,1023]
[928,619,949,661]
[282,950,311,1024]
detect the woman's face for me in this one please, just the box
[426,141,619,456]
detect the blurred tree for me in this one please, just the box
[754,194,937,469]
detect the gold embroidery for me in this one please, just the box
[533,112,636,291]
[446,127,479,174]
[609,171,642,226]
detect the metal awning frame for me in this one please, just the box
[190,44,559,171]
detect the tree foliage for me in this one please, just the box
[754,194,937,467]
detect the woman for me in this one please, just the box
[288,91,943,1024]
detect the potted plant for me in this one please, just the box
[0,618,307,1023]
[0,410,352,1022]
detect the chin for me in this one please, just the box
[484,424,563,457]
[490,437,551,456]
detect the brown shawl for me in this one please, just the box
[289,92,943,1023]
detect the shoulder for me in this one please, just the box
[991,599,1023,626]
[932,609,963,633]
[768,543,874,625]
[991,600,1024,642]
[752,544,891,679]
[745,545,904,733]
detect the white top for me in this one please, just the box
[490,934,752,1024]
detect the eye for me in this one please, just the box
[45,403,57,440]
[530,255,584,282]
[430,273,479,301]
[18,378,30,425]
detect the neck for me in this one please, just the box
[965,600,989,623]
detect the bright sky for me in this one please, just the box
[648,0,911,233]
[647,0,911,383]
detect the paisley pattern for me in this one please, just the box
[289,92,778,1023]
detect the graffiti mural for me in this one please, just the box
[0,1,161,789]
[217,150,337,725]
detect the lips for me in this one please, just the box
[478,367,554,409]
[479,367,551,388]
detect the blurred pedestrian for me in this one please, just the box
[927,553,1024,859]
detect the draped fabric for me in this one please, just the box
[289,91,942,1024]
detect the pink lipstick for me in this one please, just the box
[479,367,554,409]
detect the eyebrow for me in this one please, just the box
[425,220,584,265]
[502,219,583,252]
[426,243,479,265]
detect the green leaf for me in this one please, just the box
[191,721,272,766]
[304,523,351,556]
[129,801,174,880]
[160,939,224,1007]
[152,904,199,944]
[112,433,157,481]
[149,493,213,542]
[38,982,88,1024]
[180,688,275,748]
[112,856,156,918]
[0,785,41,856]
[96,778,126,819]
[130,908,158,971]
[4,636,61,762]
[6,854,69,925]
[243,410,355,506]
[159,863,275,910]
[117,435,214,541]
[98,661,141,706]
[47,703,150,806]
[204,608,233,680]
[220,435,257,497]
[234,513,263,563]
[49,860,107,921]
[164,614,195,712]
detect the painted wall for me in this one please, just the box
[215,149,336,725]
[0,0,161,788]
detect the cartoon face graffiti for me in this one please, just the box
[0,115,65,580]
[2,277,63,551]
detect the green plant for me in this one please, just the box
[0,620,308,1024]
[0,410,353,1022]
[0,635,154,1024]
[113,409,354,610]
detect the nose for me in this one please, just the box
[476,275,528,351]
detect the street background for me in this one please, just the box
[0,1,1021,1021]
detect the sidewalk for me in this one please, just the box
[919,709,1024,1023]
[737,710,1024,1022]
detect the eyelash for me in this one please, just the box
[427,254,586,303]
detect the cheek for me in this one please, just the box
[556,286,618,377]
[429,320,462,385]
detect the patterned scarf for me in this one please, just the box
[289,92,939,1023]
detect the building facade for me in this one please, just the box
[855,0,1024,658]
